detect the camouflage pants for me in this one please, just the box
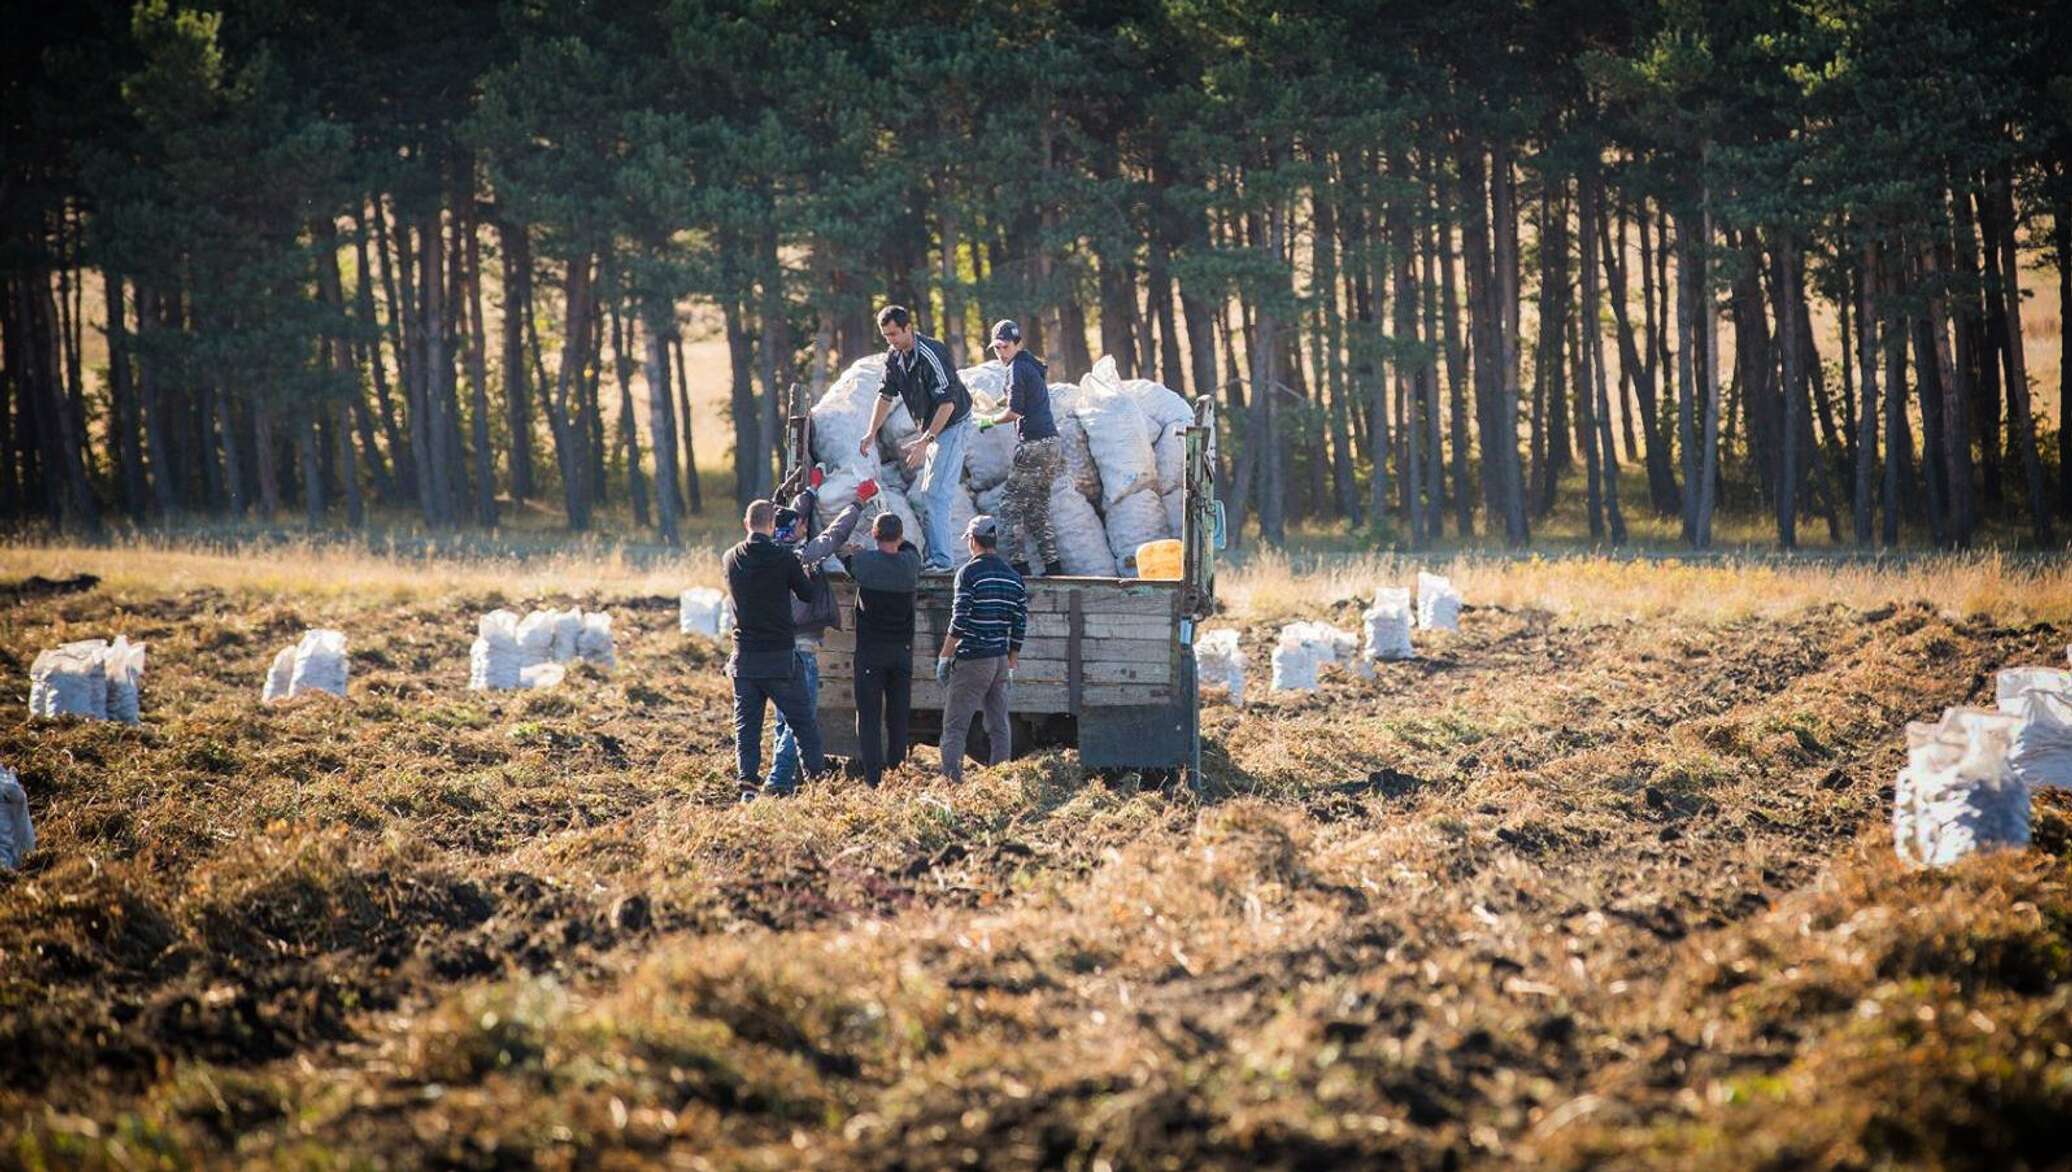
[999,436,1062,568]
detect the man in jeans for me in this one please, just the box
[723,498,825,802]
[935,515,1028,782]
[765,466,873,795]
[858,304,972,572]
[847,511,922,787]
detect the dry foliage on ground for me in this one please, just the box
[1,553,2068,1169]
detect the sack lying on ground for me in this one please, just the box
[680,587,728,638]
[0,767,32,871]
[547,608,583,664]
[1996,667,2072,713]
[265,629,348,702]
[1195,628,1246,706]
[520,662,567,690]
[1364,588,1415,661]
[577,612,616,669]
[1893,708,2031,868]
[1271,621,1363,692]
[2005,688,2072,791]
[30,638,144,723]
[1417,572,1462,631]
[470,609,523,691]
[104,636,146,724]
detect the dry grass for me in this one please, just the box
[1,553,2069,1168]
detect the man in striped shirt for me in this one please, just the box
[859,304,973,572]
[935,515,1027,782]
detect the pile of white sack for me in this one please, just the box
[1893,652,2072,868]
[470,606,615,691]
[28,636,146,724]
[1416,572,1463,631]
[0,766,31,871]
[679,587,735,639]
[1365,588,1415,662]
[806,352,1194,576]
[1270,621,1366,693]
[263,629,349,702]
[1194,628,1247,706]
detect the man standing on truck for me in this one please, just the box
[724,498,824,802]
[859,305,972,573]
[847,511,922,787]
[935,515,1028,783]
[975,319,1064,577]
[762,464,875,796]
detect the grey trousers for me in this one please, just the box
[940,655,1010,782]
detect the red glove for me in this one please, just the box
[809,464,825,490]
[855,478,880,504]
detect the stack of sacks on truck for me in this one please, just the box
[805,352,1195,576]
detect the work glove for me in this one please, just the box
[809,464,825,490]
[935,657,953,686]
[855,477,880,504]
[975,417,997,432]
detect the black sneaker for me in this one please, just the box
[1044,561,1065,577]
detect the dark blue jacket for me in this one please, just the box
[1006,350,1058,442]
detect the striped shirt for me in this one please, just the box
[948,554,1027,660]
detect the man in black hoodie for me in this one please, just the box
[846,511,923,786]
[978,319,1065,577]
[723,498,824,801]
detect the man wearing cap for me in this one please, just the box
[976,319,1064,577]
[761,463,875,797]
[934,514,1028,783]
[859,304,972,573]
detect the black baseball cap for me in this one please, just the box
[989,319,1022,344]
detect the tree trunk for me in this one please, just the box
[1314,183,1360,528]
[551,251,595,530]
[1599,193,1680,516]
[103,273,146,518]
[1434,158,1473,538]
[674,332,702,513]
[644,295,682,545]
[605,274,651,529]
[461,208,496,526]
[1918,238,1974,545]
[754,218,784,501]
[1694,173,1724,549]
[724,288,760,507]
[937,183,967,359]
[1773,237,1802,548]
[1989,164,2053,545]
[1854,241,1880,546]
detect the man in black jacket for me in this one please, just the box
[858,304,973,572]
[763,467,873,794]
[847,511,922,787]
[723,498,824,801]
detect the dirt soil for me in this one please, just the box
[2,583,2068,1169]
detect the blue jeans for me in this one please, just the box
[767,648,820,792]
[918,417,973,569]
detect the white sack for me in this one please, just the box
[1049,480,1117,577]
[29,640,109,720]
[104,636,146,724]
[680,587,728,638]
[868,483,924,555]
[263,645,297,703]
[284,629,348,699]
[547,608,583,664]
[1271,640,1323,693]
[810,356,917,472]
[1995,667,2072,714]
[1364,588,1415,662]
[963,410,1018,492]
[1893,708,2030,868]
[1195,628,1246,707]
[1102,490,1169,577]
[959,360,1010,400]
[2006,689,2072,791]
[1122,378,1194,433]
[577,612,616,670]
[1272,622,1362,693]
[1416,572,1462,631]
[1049,386,1104,504]
[0,768,31,871]
[1075,357,1158,506]
[520,662,567,690]
[515,610,556,665]
[469,609,523,691]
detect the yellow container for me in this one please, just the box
[1136,538,1183,581]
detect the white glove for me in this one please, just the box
[935,657,953,686]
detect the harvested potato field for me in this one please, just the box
[2,553,2069,1169]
